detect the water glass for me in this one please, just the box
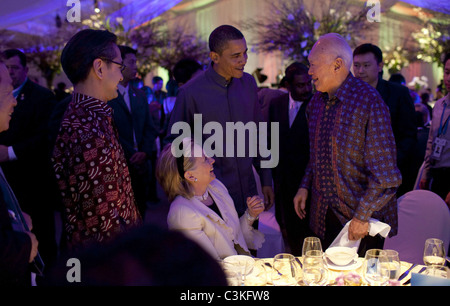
[423,238,446,266]
[302,250,328,286]
[363,249,389,286]
[271,253,301,286]
[302,237,322,260]
[381,249,401,280]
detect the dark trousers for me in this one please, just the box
[323,209,384,258]
[430,167,450,203]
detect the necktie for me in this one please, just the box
[289,102,299,127]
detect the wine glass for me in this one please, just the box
[423,265,449,279]
[380,249,401,281]
[363,249,389,286]
[302,237,322,260]
[423,238,446,266]
[302,250,328,286]
[271,253,301,286]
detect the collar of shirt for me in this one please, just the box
[206,63,231,88]
[117,83,129,97]
[289,92,303,109]
[12,77,28,98]
[72,92,113,116]
[318,73,355,105]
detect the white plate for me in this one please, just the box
[325,257,363,271]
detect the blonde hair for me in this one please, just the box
[156,140,199,202]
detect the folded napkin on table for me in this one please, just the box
[329,218,391,251]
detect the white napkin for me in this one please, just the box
[329,218,391,251]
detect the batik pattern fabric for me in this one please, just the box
[301,74,401,239]
[52,93,141,250]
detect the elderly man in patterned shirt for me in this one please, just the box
[52,29,141,252]
[294,33,402,255]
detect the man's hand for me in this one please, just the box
[262,186,274,211]
[26,232,39,263]
[130,151,147,166]
[419,178,429,190]
[293,188,308,219]
[348,218,369,241]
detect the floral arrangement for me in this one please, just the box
[411,8,450,67]
[383,45,411,75]
[241,0,374,64]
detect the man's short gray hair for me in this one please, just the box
[315,33,353,70]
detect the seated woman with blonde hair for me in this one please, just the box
[156,138,265,260]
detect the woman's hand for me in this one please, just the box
[246,195,265,219]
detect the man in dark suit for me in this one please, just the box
[108,46,158,218]
[353,44,417,197]
[0,49,57,268]
[0,57,40,286]
[268,62,312,255]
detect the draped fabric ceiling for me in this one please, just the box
[1,0,448,35]
[0,0,184,33]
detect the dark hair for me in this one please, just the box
[61,29,118,85]
[152,76,163,84]
[389,73,406,85]
[284,62,309,84]
[353,43,383,64]
[2,49,27,67]
[444,52,450,67]
[118,45,137,59]
[173,58,202,85]
[208,25,244,54]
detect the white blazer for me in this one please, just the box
[167,179,265,260]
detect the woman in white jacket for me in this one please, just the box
[156,138,265,260]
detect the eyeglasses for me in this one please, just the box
[100,58,126,72]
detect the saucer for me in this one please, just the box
[325,257,363,271]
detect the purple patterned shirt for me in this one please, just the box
[300,74,401,239]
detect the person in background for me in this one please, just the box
[268,62,312,255]
[353,43,417,197]
[54,82,70,102]
[0,56,39,286]
[420,52,450,208]
[108,45,158,217]
[294,34,401,256]
[156,138,265,260]
[1,48,57,267]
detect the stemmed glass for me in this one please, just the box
[363,249,389,286]
[271,253,301,286]
[423,238,446,266]
[302,237,323,260]
[302,250,328,286]
[380,249,401,281]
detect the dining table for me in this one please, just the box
[221,255,428,286]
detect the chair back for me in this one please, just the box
[384,190,450,264]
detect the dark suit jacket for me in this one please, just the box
[376,78,417,168]
[0,180,32,286]
[108,86,157,161]
[268,93,310,203]
[0,79,56,211]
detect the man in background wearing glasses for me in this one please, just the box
[51,29,142,253]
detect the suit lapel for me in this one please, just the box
[116,90,132,116]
